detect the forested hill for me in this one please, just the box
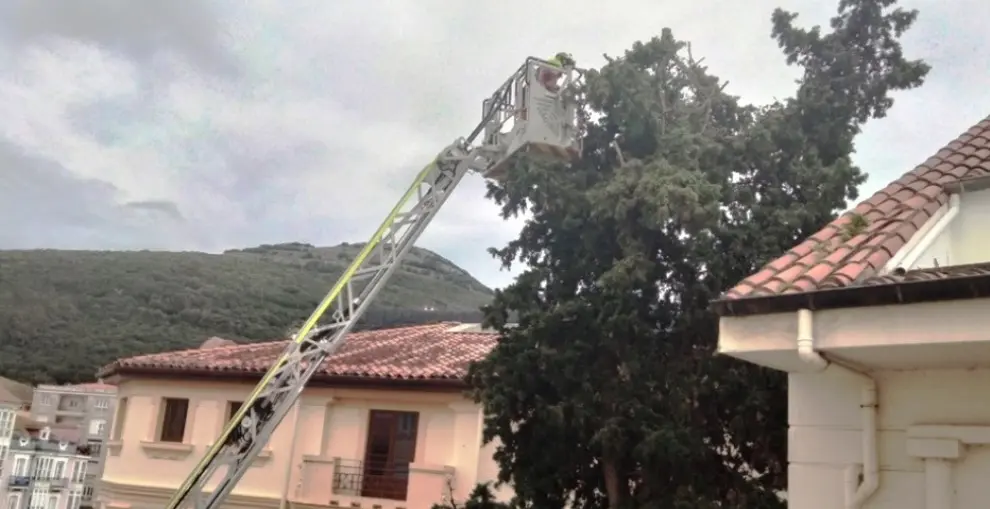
[0,242,493,384]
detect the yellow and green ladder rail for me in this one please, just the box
[163,56,582,509]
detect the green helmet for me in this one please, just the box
[554,52,575,67]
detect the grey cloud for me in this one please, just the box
[2,0,990,290]
[0,140,185,250]
[0,0,240,77]
[123,200,185,222]
[66,96,146,146]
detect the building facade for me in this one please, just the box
[716,115,990,508]
[0,424,89,509]
[30,384,117,508]
[96,322,510,509]
[0,377,34,490]
[0,406,16,484]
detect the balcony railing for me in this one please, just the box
[295,456,455,506]
[6,475,69,488]
[7,475,30,487]
[332,458,411,501]
[34,476,68,488]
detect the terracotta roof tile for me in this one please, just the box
[861,263,990,287]
[97,322,497,382]
[723,116,990,300]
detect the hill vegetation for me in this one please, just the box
[0,242,492,384]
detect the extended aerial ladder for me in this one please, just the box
[163,57,584,509]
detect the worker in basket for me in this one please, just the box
[538,52,576,92]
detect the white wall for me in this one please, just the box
[911,187,990,270]
[789,368,990,508]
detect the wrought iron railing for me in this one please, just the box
[33,475,68,487]
[7,475,30,487]
[332,458,411,501]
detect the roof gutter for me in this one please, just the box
[712,268,990,317]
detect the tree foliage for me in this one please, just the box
[432,483,512,509]
[468,1,929,507]
[0,242,490,385]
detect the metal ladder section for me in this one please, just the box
[162,60,534,509]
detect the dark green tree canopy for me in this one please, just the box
[468,1,928,507]
[0,243,490,384]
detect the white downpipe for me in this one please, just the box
[796,309,879,509]
[796,309,828,370]
[924,458,952,509]
[892,194,961,270]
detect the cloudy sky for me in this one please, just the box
[0,0,986,289]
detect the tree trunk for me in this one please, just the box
[603,456,624,509]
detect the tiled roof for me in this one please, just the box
[13,411,44,432]
[98,322,497,383]
[36,382,117,393]
[723,116,990,301]
[858,262,990,287]
[0,376,33,405]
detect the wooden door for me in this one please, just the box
[361,410,419,500]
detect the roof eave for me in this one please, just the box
[101,365,469,392]
[712,271,990,317]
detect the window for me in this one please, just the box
[87,419,106,436]
[159,398,189,443]
[0,409,14,437]
[6,493,19,509]
[28,488,45,509]
[0,444,7,473]
[45,495,56,509]
[227,401,244,422]
[111,397,127,440]
[13,456,28,476]
[67,489,82,509]
[86,441,102,459]
[70,461,87,483]
[34,457,53,480]
[52,460,65,480]
[94,398,109,411]
[81,486,93,501]
[38,394,53,406]
[358,410,419,500]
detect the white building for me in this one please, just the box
[717,116,990,508]
[0,377,33,481]
[1,418,88,509]
[30,384,116,507]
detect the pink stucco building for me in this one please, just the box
[96,322,509,509]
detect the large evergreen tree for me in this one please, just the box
[467,1,929,507]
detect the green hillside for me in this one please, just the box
[0,242,493,384]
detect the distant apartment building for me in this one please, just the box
[30,384,116,508]
[0,418,89,509]
[0,377,34,477]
